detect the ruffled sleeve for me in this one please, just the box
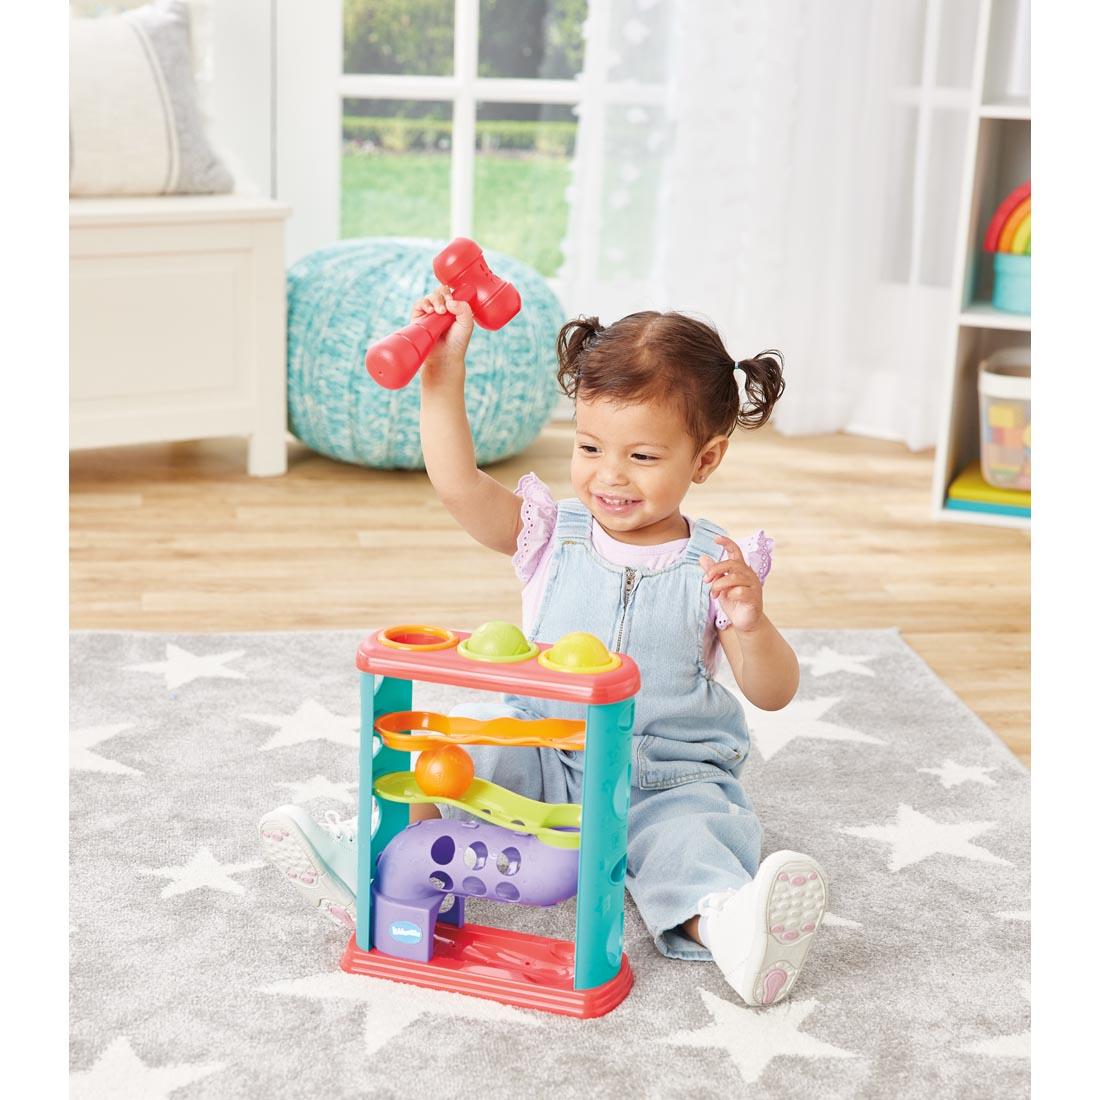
[713,529,775,631]
[511,472,558,584]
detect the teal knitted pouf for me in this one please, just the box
[286,238,565,469]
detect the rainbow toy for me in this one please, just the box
[983,181,1031,256]
[983,181,1030,314]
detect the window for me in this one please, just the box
[340,1,588,278]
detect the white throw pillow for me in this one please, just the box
[69,0,233,195]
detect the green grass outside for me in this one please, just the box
[341,150,572,277]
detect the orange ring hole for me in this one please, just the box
[378,625,459,651]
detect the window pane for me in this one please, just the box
[341,99,452,241]
[478,0,588,80]
[473,102,577,278]
[343,0,454,76]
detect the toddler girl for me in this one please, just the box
[260,293,826,1008]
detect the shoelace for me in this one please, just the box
[319,810,356,843]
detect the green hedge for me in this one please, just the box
[342,115,577,156]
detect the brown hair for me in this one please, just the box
[555,311,785,449]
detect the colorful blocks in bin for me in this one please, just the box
[978,350,1031,491]
[991,426,1027,447]
[987,444,1024,468]
[989,403,1023,429]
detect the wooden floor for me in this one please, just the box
[70,426,1031,765]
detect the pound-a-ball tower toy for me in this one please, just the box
[342,621,639,1017]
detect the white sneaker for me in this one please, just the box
[700,851,827,1006]
[258,806,360,931]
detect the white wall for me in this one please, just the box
[207,0,342,264]
[208,0,274,195]
[273,0,342,264]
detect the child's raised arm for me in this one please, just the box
[416,287,523,555]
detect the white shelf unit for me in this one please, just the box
[931,0,1030,529]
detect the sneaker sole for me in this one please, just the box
[747,851,828,1006]
[258,813,357,931]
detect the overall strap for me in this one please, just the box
[683,516,727,566]
[553,497,594,542]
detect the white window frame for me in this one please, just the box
[337,0,663,292]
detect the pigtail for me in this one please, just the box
[556,315,604,398]
[734,349,786,430]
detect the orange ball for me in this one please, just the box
[415,746,475,799]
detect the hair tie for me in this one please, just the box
[732,361,742,373]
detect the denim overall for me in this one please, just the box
[447,498,764,960]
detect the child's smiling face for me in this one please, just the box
[572,395,729,545]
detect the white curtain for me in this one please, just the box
[560,0,987,450]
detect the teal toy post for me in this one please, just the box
[356,673,411,951]
[341,623,641,1018]
[574,698,634,989]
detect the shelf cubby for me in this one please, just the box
[932,0,1030,530]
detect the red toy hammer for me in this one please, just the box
[364,238,522,390]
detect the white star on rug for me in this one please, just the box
[246,699,360,751]
[841,804,1012,873]
[822,913,862,929]
[140,846,265,899]
[737,694,885,762]
[664,989,855,1084]
[996,910,1030,922]
[126,643,247,691]
[71,723,139,775]
[799,647,877,678]
[263,970,541,1056]
[276,774,358,805]
[960,980,1030,1058]
[71,1036,223,1099]
[918,759,997,790]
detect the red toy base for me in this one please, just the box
[340,922,633,1018]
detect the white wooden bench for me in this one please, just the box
[69,193,291,475]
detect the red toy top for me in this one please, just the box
[356,625,640,706]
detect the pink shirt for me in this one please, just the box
[511,473,774,673]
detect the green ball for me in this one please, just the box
[459,621,539,663]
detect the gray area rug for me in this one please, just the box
[70,630,1030,1099]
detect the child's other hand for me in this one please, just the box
[700,536,764,634]
[414,285,475,386]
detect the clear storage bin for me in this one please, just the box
[978,347,1030,490]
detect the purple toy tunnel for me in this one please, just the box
[372,818,580,963]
